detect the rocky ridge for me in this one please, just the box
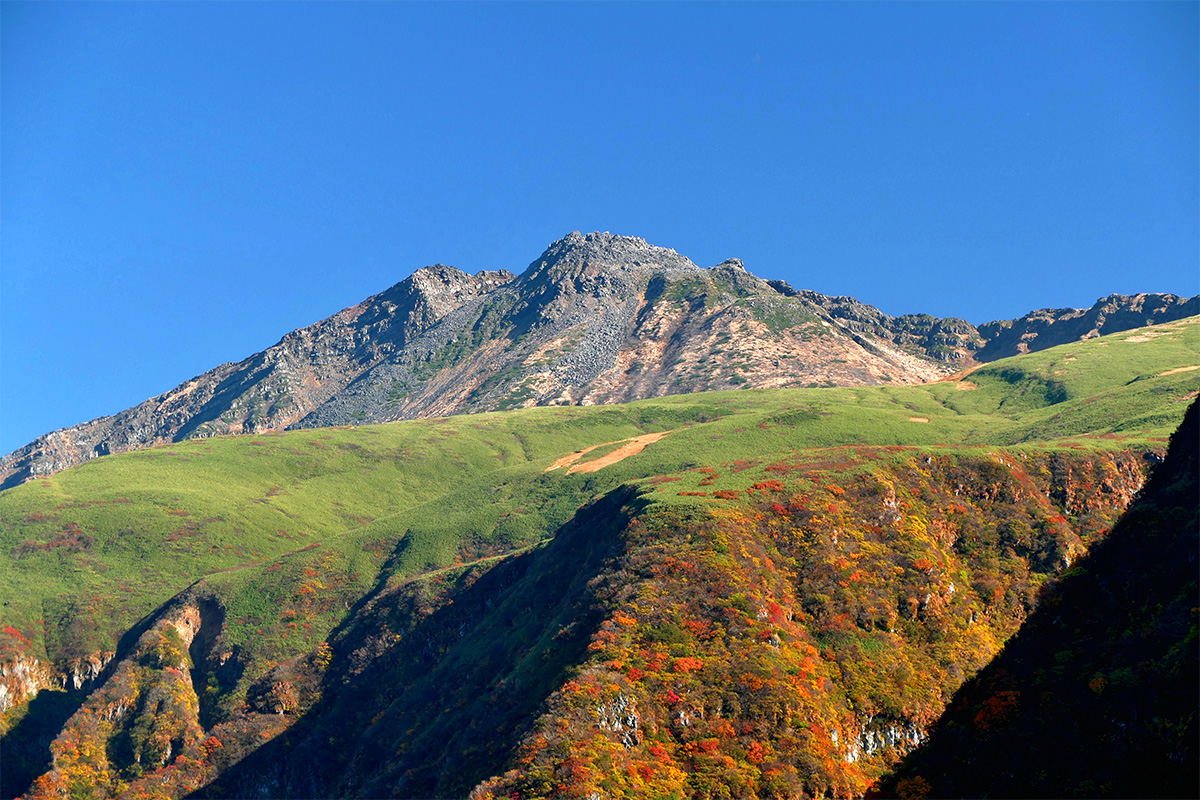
[976,292,1199,361]
[2,231,1195,490]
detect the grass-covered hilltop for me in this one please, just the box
[2,315,1197,799]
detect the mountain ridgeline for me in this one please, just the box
[2,231,1195,490]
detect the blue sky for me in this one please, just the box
[2,1,1197,454]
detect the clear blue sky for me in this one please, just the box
[2,1,1197,454]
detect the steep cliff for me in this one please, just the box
[875,401,1198,799]
[16,445,1156,800]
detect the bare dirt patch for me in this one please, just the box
[908,417,929,423]
[545,432,674,475]
[545,443,606,472]
[935,365,982,384]
[955,381,978,391]
[570,432,673,474]
[1157,365,1200,377]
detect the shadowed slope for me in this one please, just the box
[875,400,1199,799]
[196,487,642,799]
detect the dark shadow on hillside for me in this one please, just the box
[190,596,230,731]
[0,688,81,798]
[194,484,645,799]
[0,583,218,797]
[874,400,1199,799]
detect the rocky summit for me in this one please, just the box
[1,232,1194,489]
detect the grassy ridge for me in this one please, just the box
[0,317,1196,686]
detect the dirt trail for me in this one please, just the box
[1158,365,1200,377]
[545,443,607,472]
[544,431,673,475]
[935,364,982,384]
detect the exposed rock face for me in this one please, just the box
[0,265,516,489]
[0,654,51,716]
[11,594,244,800]
[1,232,1195,489]
[0,651,115,719]
[770,281,984,363]
[976,292,1199,361]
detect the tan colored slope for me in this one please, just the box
[544,431,673,475]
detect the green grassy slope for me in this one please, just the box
[2,317,1196,799]
[0,317,1195,691]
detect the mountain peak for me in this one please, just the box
[525,231,699,281]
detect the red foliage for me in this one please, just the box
[2,624,29,644]
[974,690,1021,731]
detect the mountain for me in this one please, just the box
[6,231,1192,491]
[875,399,1198,799]
[0,232,978,490]
[2,319,1197,798]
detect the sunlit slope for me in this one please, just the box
[938,314,1199,440]
[0,403,728,665]
[0,316,1195,674]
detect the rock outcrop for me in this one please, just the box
[976,292,1199,361]
[0,265,515,489]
